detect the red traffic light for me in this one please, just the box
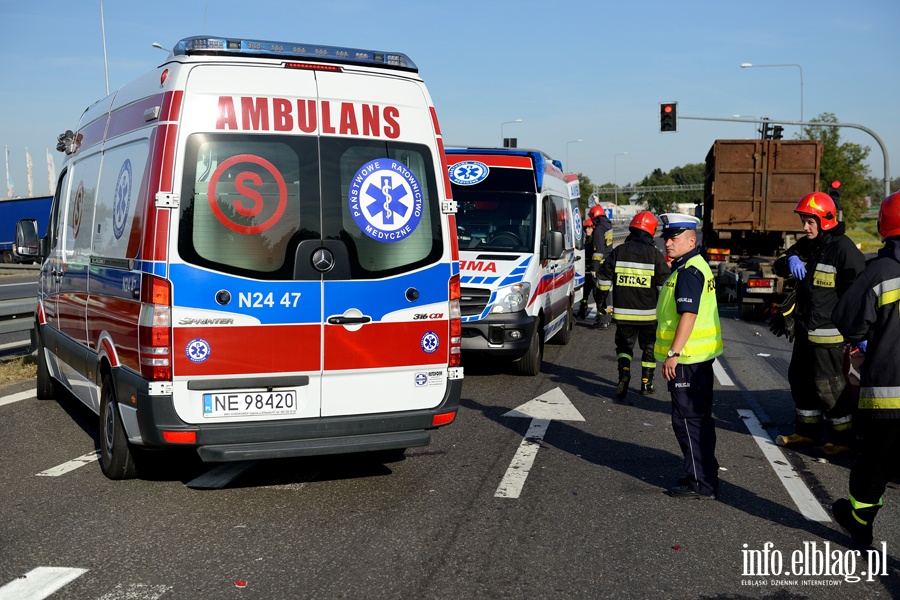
[659,102,677,133]
[663,105,673,113]
[830,179,842,190]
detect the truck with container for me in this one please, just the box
[701,138,822,318]
[0,196,52,263]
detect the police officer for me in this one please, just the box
[596,211,670,398]
[577,218,595,320]
[588,205,613,329]
[830,191,900,546]
[773,192,866,457]
[655,213,723,499]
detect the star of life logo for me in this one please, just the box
[421,331,439,354]
[186,338,211,363]
[740,541,888,586]
[348,159,423,243]
[448,160,489,186]
[113,159,133,239]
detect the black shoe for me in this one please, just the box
[576,303,587,320]
[615,373,630,399]
[640,380,654,395]
[598,322,610,330]
[667,484,716,500]
[833,499,874,546]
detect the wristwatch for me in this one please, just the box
[667,349,680,358]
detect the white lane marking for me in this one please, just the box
[97,583,172,599]
[712,359,734,386]
[0,388,36,408]
[36,451,99,477]
[495,418,550,499]
[186,461,258,489]
[737,408,831,522]
[0,567,87,600]
[496,388,585,499]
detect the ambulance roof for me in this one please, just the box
[170,35,418,72]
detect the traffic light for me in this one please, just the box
[828,179,842,207]
[771,125,784,140]
[759,120,771,140]
[659,102,677,133]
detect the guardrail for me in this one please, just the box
[0,263,38,354]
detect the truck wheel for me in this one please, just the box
[515,323,543,376]
[739,302,757,320]
[34,331,57,401]
[99,373,138,480]
[2,251,13,263]
[550,301,573,345]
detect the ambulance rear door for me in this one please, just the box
[313,69,451,418]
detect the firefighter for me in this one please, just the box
[654,213,723,499]
[773,192,866,457]
[588,205,613,329]
[596,211,670,398]
[830,191,900,545]
[577,218,595,319]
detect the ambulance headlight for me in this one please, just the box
[491,282,531,314]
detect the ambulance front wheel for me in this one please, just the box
[99,373,138,480]
[515,323,543,376]
[34,328,57,401]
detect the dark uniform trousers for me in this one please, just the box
[850,420,900,506]
[787,331,855,442]
[615,323,656,370]
[669,360,719,496]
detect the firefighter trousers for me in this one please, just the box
[669,360,719,496]
[849,419,900,506]
[614,322,656,371]
[787,334,855,442]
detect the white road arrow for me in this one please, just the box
[495,387,585,499]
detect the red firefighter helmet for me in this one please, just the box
[588,205,607,221]
[794,192,838,231]
[629,211,658,235]
[583,218,593,228]
[878,192,900,239]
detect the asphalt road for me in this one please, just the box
[2,299,899,599]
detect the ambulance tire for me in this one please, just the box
[515,323,543,376]
[34,331,57,401]
[99,373,138,480]
[550,301,574,345]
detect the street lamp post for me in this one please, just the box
[613,152,628,206]
[740,63,804,122]
[500,119,522,146]
[566,139,583,171]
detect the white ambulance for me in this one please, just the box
[15,36,463,479]
[445,148,577,375]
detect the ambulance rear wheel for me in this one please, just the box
[99,373,137,480]
[515,323,543,376]
[34,330,57,401]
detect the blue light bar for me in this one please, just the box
[172,36,418,72]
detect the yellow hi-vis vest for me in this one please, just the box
[654,253,723,363]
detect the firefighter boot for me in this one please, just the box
[615,367,630,400]
[577,300,588,320]
[816,421,853,458]
[833,498,881,546]
[640,367,655,395]
[775,432,818,448]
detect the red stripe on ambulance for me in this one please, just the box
[173,326,321,375]
[325,322,447,370]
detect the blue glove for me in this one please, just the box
[857,340,867,354]
[788,255,807,280]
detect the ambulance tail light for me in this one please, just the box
[138,274,172,381]
[162,430,197,444]
[449,274,462,368]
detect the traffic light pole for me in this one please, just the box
[679,115,892,199]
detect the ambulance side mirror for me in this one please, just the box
[15,219,43,259]
[544,230,564,260]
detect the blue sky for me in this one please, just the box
[2,0,898,198]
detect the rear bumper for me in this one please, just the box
[116,367,463,462]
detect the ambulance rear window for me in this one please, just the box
[178,134,442,280]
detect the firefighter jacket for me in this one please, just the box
[654,249,723,364]
[831,238,900,419]
[773,222,865,344]
[589,213,613,271]
[596,230,670,322]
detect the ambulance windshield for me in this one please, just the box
[454,191,535,253]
